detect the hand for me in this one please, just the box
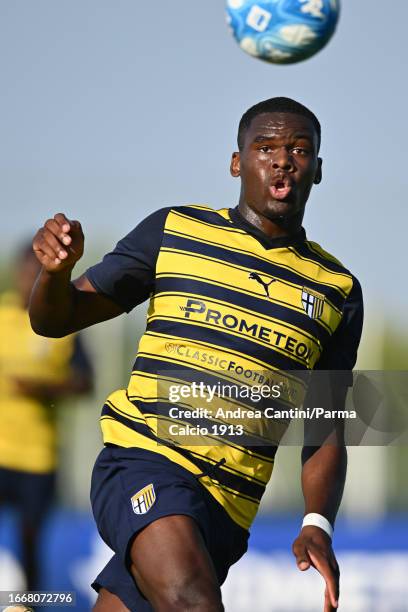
[33,213,84,273]
[292,525,340,612]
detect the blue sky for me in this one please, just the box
[1,0,407,322]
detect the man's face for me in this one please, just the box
[231,112,322,221]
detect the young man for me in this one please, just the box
[0,245,93,590]
[30,97,363,612]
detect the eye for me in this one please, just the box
[292,147,310,156]
[259,145,273,153]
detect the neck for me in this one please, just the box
[238,202,303,239]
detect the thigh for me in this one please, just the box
[129,514,222,611]
[91,447,226,611]
[91,447,210,565]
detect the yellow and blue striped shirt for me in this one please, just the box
[87,205,363,529]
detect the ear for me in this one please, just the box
[230,152,241,177]
[314,157,323,184]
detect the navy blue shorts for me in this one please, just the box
[0,467,55,527]
[90,446,249,611]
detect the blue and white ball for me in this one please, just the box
[226,0,340,64]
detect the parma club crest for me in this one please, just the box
[131,483,156,515]
[301,287,325,320]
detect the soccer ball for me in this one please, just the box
[226,0,340,64]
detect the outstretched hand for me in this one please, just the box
[33,213,84,273]
[292,525,340,612]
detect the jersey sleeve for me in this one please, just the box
[85,207,170,312]
[315,275,364,384]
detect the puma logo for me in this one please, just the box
[248,272,276,298]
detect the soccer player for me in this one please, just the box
[29,97,363,612]
[0,244,93,590]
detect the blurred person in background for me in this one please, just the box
[0,243,93,590]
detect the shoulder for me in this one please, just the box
[297,239,362,301]
[303,239,361,283]
[113,207,173,248]
[128,204,219,232]
[303,240,348,272]
[163,204,232,227]
[117,205,218,246]
[165,204,222,217]
[137,206,173,228]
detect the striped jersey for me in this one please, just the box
[87,205,363,530]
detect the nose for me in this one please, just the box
[272,147,294,172]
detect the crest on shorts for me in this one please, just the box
[301,287,325,320]
[131,483,156,515]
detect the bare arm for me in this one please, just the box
[292,386,348,612]
[301,444,347,524]
[29,213,124,337]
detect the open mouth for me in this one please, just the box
[269,178,292,201]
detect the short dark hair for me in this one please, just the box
[237,97,321,151]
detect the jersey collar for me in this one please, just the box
[228,206,307,250]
